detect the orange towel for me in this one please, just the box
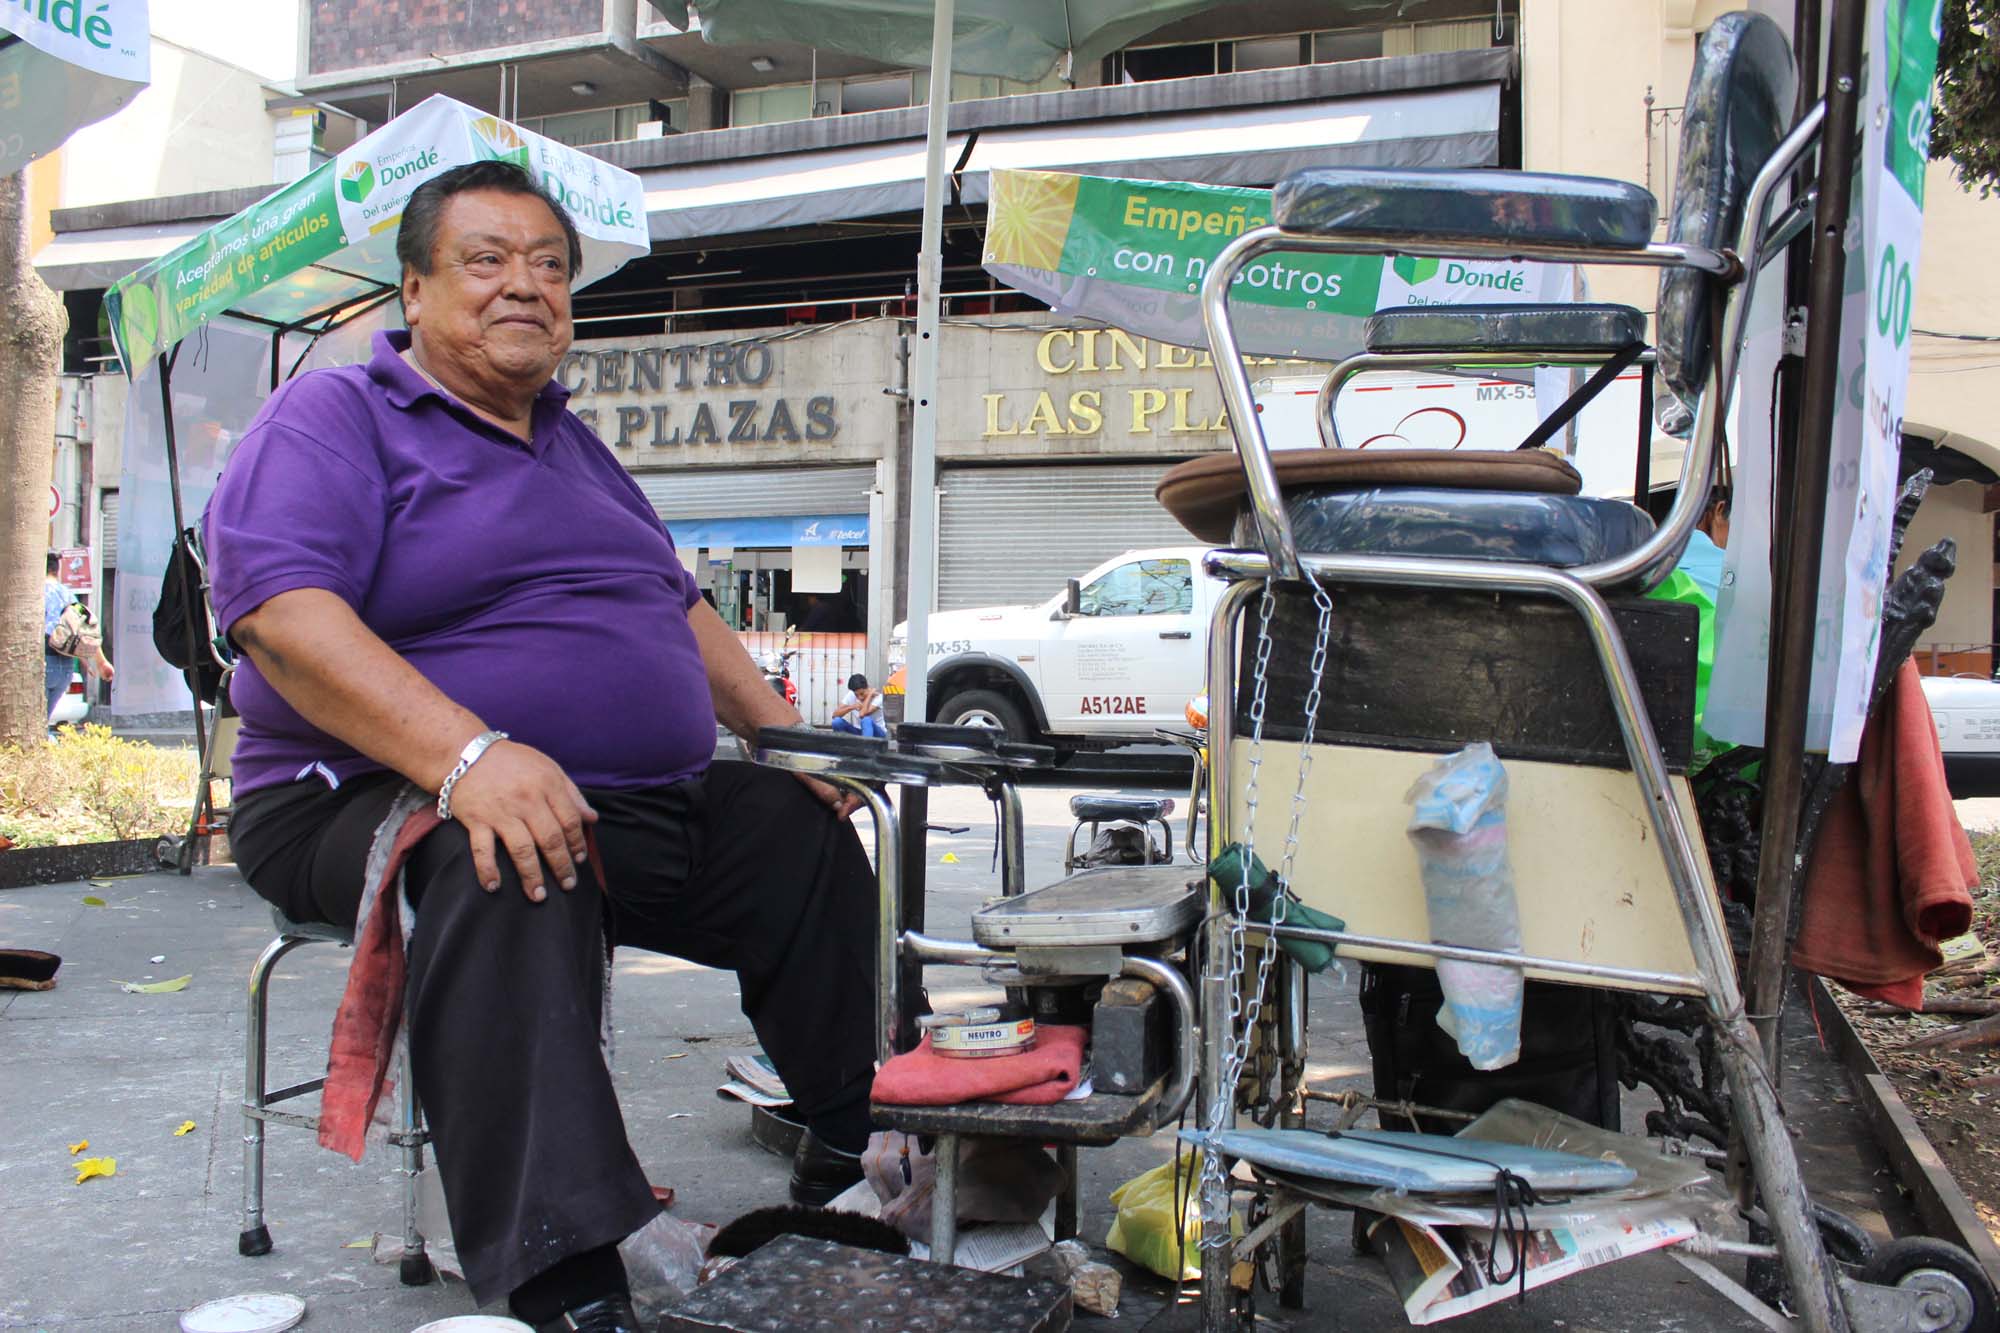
[1793,661,1978,1009]
[872,1024,1088,1106]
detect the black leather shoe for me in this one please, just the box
[789,1128,866,1206]
[538,1294,644,1333]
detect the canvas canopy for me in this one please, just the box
[0,0,149,177]
[691,0,1222,83]
[984,168,1577,359]
[104,94,650,377]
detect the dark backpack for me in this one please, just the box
[153,527,227,705]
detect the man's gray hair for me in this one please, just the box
[396,160,584,279]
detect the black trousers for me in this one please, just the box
[231,760,879,1303]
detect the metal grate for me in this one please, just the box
[632,465,874,521]
[937,462,1199,610]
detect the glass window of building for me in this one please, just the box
[842,74,913,114]
[1231,35,1307,72]
[731,82,813,127]
[1313,28,1387,63]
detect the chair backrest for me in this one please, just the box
[1656,10,1797,402]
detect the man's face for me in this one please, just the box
[402,189,574,391]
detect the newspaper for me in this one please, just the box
[715,1051,792,1108]
[1373,1207,1698,1324]
[826,1180,1056,1274]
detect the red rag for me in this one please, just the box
[872,1024,1088,1107]
[319,806,441,1162]
[320,812,609,1161]
[1793,661,1977,1007]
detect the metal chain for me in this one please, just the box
[1199,572,1336,1247]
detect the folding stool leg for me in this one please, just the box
[396,1039,434,1286]
[240,935,305,1257]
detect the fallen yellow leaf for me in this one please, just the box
[74,1156,116,1185]
[115,974,192,994]
[173,1120,196,1137]
[67,1139,88,1155]
[940,852,960,864]
[81,896,106,907]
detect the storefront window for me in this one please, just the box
[1079,559,1194,617]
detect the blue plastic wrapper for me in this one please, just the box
[1405,742,1524,1070]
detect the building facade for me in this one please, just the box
[33,0,2000,709]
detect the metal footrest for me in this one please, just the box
[873,1074,1168,1147]
[972,866,1202,948]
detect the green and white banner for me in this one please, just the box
[1706,0,1942,762]
[983,169,1576,362]
[106,95,650,376]
[0,0,150,177]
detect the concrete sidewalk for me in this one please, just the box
[0,784,1913,1331]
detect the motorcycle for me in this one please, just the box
[762,646,798,709]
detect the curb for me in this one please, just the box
[0,839,164,889]
[1807,973,2000,1285]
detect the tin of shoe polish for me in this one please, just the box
[919,1003,1036,1058]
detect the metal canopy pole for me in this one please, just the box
[1743,0,1866,1070]
[892,0,958,1051]
[904,0,953,729]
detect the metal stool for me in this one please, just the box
[239,903,434,1285]
[1064,793,1175,872]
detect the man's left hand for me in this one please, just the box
[799,773,863,820]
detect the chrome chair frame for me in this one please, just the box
[1192,105,1856,1331]
[238,914,433,1287]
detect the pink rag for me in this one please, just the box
[871,1024,1088,1107]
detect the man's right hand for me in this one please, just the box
[442,740,597,901]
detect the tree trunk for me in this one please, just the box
[0,172,69,748]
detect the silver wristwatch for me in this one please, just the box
[437,730,508,821]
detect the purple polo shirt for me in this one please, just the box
[205,330,716,796]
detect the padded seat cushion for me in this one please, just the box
[1070,794,1174,822]
[1273,167,1657,251]
[1268,486,1655,568]
[1365,303,1648,356]
[1156,448,1582,546]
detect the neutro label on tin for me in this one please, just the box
[922,1005,1037,1059]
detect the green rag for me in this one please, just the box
[1208,844,1344,974]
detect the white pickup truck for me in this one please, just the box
[891,546,1219,741]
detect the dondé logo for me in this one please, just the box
[339,160,375,203]
[471,117,530,168]
[10,0,118,50]
[1392,255,1440,285]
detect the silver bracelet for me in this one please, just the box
[437,730,507,821]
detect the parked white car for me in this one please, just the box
[49,669,88,727]
[1920,674,2000,797]
[892,546,1219,741]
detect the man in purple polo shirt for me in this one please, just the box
[208,162,875,1333]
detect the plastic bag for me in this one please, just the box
[1208,843,1345,974]
[1645,560,1729,772]
[1405,743,1523,1071]
[1105,1149,1207,1280]
[620,1210,708,1324]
